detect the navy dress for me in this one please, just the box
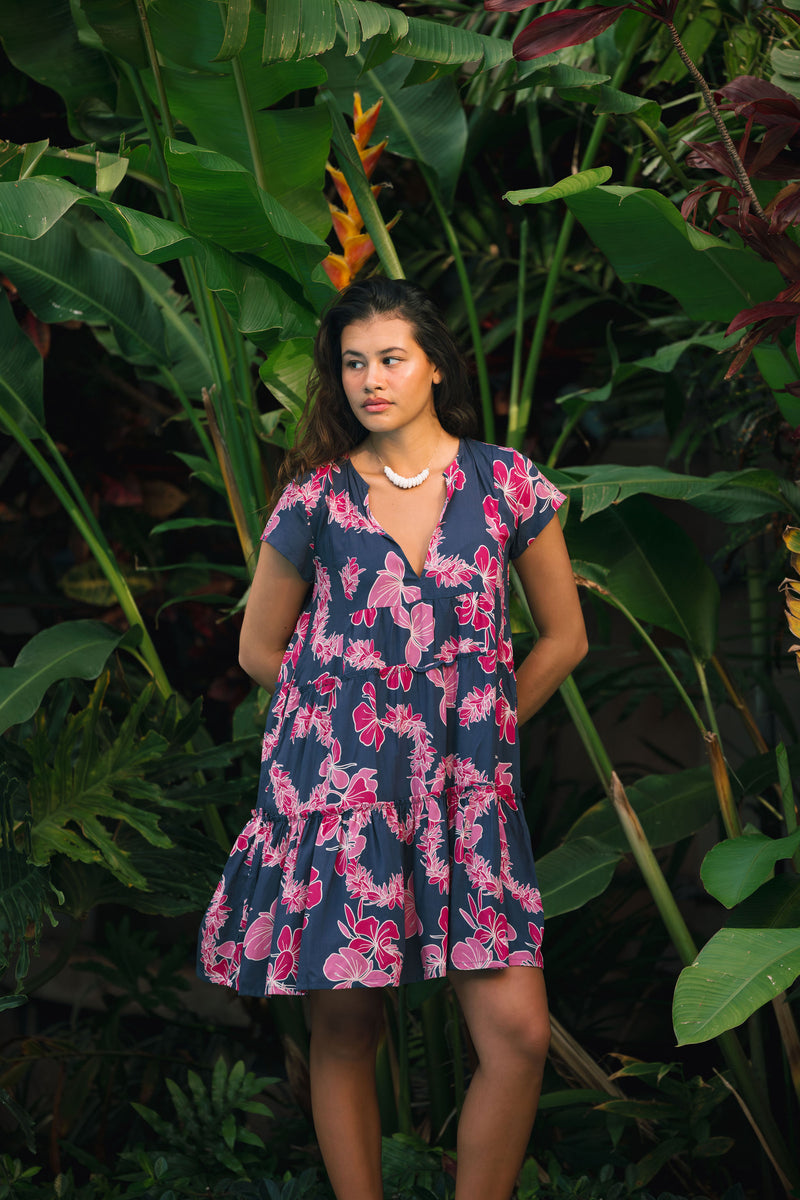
[197,438,565,995]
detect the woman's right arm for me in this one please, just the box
[238,542,311,692]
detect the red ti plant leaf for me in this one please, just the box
[512,5,628,58]
[484,0,542,10]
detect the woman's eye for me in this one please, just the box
[344,359,363,370]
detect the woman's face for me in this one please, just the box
[340,315,441,436]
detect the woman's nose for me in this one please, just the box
[364,360,385,391]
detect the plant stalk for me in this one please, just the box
[665,22,766,220]
[508,22,647,450]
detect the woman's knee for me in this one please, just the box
[309,989,384,1061]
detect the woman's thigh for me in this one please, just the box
[308,987,386,1059]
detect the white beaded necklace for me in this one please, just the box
[371,436,440,490]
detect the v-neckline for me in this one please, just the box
[347,445,461,580]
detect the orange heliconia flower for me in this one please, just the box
[322,93,396,290]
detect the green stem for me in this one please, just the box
[694,658,723,743]
[581,582,707,735]
[3,414,172,699]
[547,400,590,468]
[509,217,528,416]
[230,50,267,193]
[419,162,495,443]
[135,0,176,141]
[631,116,693,191]
[612,774,798,1188]
[508,21,647,451]
[322,91,405,281]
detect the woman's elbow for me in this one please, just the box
[238,640,279,691]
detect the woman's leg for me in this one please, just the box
[448,966,550,1200]
[307,987,385,1200]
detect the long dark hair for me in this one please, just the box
[276,277,476,488]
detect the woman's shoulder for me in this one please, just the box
[461,438,533,472]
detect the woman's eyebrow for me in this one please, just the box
[342,345,407,356]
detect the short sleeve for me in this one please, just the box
[261,478,317,582]
[495,450,566,560]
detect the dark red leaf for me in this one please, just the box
[767,4,800,25]
[484,0,538,9]
[513,5,628,58]
[725,300,800,337]
[715,75,800,128]
[767,182,800,234]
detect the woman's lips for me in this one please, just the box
[363,400,391,412]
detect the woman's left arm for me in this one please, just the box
[511,514,588,726]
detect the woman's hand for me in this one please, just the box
[239,543,311,692]
[512,516,587,726]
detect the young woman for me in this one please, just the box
[198,278,587,1200]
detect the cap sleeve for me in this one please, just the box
[261,478,317,582]
[494,450,566,560]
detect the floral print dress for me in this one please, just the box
[197,438,565,995]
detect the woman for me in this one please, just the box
[198,278,587,1200]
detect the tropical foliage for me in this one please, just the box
[0,0,799,1194]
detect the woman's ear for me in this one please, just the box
[432,364,442,385]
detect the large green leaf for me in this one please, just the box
[262,0,511,71]
[163,140,332,312]
[143,0,330,235]
[536,836,620,919]
[0,783,61,987]
[562,184,797,423]
[555,464,799,523]
[565,185,783,324]
[700,826,800,909]
[567,765,718,853]
[0,290,44,438]
[673,927,800,1045]
[0,213,171,366]
[0,176,318,341]
[0,0,120,141]
[0,621,124,735]
[565,496,719,661]
[727,875,800,929]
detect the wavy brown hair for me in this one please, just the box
[275,277,477,490]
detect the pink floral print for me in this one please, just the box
[197,440,564,994]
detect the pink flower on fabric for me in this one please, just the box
[446,462,466,492]
[451,936,494,970]
[380,663,414,691]
[327,489,377,532]
[340,767,378,807]
[243,903,277,961]
[338,908,401,970]
[351,607,378,627]
[495,688,517,744]
[352,681,385,750]
[473,544,500,593]
[458,684,495,727]
[435,635,482,664]
[339,555,365,599]
[429,664,458,725]
[333,826,368,876]
[483,496,509,550]
[320,738,352,790]
[232,811,261,854]
[313,671,341,708]
[455,591,492,633]
[367,551,422,610]
[528,920,544,969]
[402,602,434,668]
[286,612,310,670]
[425,549,474,588]
[323,947,393,988]
[270,924,303,983]
[404,877,424,938]
[344,639,386,670]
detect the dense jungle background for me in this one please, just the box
[1,1,800,1197]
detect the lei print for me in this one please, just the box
[197,439,565,995]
